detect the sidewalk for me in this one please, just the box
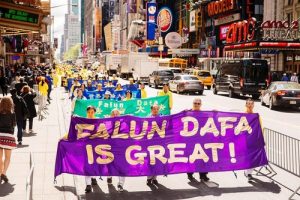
[0,88,77,200]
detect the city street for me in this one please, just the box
[1,0,300,200]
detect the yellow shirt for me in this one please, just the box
[38,82,49,96]
[157,90,173,109]
[141,89,147,98]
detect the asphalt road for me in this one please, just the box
[139,83,300,140]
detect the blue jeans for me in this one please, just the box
[17,120,23,142]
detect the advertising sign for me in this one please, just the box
[214,13,240,26]
[157,7,172,33]
[127,0,137,13]
[189,10,196,32]
[0,6,39,24]
[165,32,182,49]
[146,2,157,40]
[219,25,230,40]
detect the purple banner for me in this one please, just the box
[55,111,268,178]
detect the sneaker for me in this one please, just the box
[18,141,22,145]
[200,175,210,182]
[91,178,97,185]
[1,174,8,183]
[29,129,33,134]
[117,184,124,192]
[85,185,92,193]
[23,129,27,134]
[146,179,152,186]
[107,177,112,185]
[152,179,159,186]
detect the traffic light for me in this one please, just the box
[196,9,202,30]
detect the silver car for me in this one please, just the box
[169,75,204,95]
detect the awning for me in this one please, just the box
[224,42,300,51]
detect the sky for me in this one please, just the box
[51,0,68,50]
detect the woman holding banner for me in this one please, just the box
[123,90,133,101]
[107,109,126,192]
[85,106,98,193]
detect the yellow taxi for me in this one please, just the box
[193,70,213,90]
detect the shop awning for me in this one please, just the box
[224,42,300,51]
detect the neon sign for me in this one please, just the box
[0,6,39,24]
[226,18,256,44]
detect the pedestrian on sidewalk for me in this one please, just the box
[85,106,99,193]
[10,89,28,145]
[15,77,28,96]
[290,73,299,83]
[0,71,9,96]
[0,97,17,183]
[21,86,37,134]
[187,98,210,182]
[107,109,125,192]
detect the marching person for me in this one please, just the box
[71,88,87,113]
[38,77,48,117]
[103,91,111,100]
[139,83,147,98]
[21,86,37,134]
[107,109,126,192]
[147,104,161,186]
[244,98,258,182]
[0,97,17,183]
[123,90,133,101]
[157,83,173,110]
[10,89,28,145]
[85,106,98,193]
[187,98,210,182]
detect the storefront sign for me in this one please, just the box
[286,55,293,62]
[226,18,256,44]
[189,10,196,32]
[168,49,200,55]
[295,55,300,61]
[214,13,240,26]
[127,0,137,13]
[207,0,235,17]
[165,32,182,49]
[261,20,300,41]
[157,7,172,33]
[146,2,157,40]
[0,6,39,24]
[220,25,230,40]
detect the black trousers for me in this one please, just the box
[17,120,23,142]
[23,117,34,130]
[0,86,8,96]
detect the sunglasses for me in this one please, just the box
[193,102,201,105]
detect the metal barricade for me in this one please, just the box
[263,128,300,199]
[26,152,34,200]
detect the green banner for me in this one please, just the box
[73,96,170,118]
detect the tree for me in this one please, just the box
[63,44,81,60]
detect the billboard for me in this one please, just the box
[146,2,157,40]
[189,10,196,32]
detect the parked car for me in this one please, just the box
[169,75,204,95]
[149,69,174,88]
[213,59,269,99]
[193,70,213,90]
[261,82,300,110]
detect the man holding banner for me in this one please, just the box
[147,104,161,186]
[187,98,210,182]
[158,83,173,110]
